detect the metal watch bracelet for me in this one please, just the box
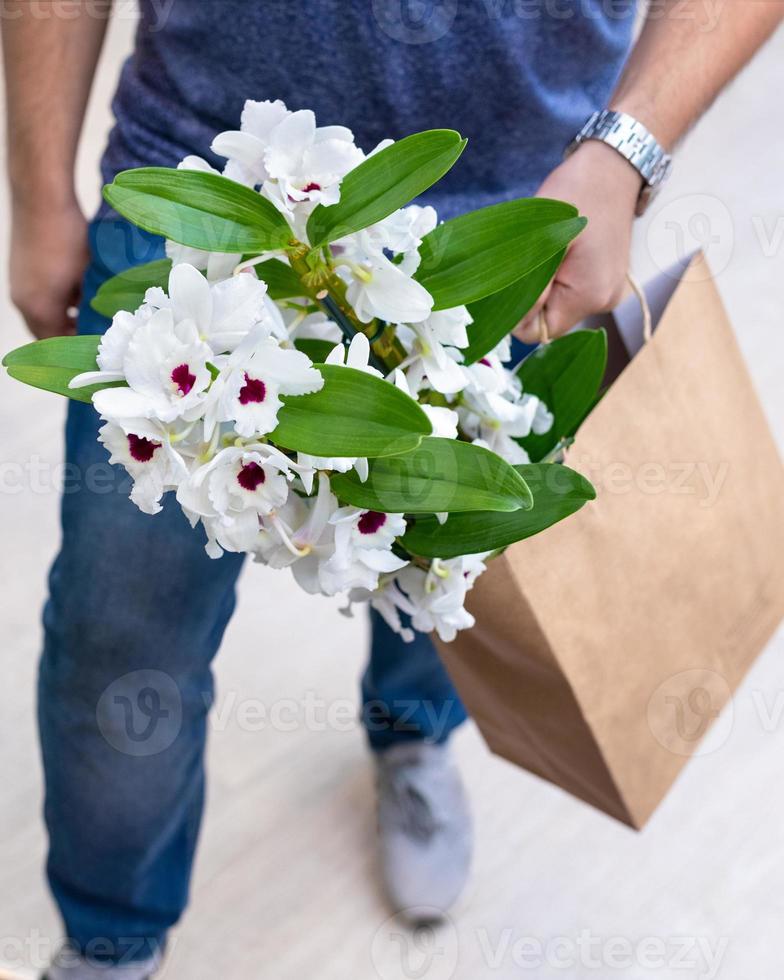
[565,109,673,216]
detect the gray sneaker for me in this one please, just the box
[42,945,160,980]
[375,741,472,923]
[42,971,154,980]
[42,969,155,980]
[41,974,153,980]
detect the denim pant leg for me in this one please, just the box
[362,611,468,751]
[38,217,245,962]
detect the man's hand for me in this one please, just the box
[514,2,783,344]
[9,200,89,339]
[3,1,111,339]
[514,140,642,343]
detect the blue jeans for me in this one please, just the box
[38,216,467,963]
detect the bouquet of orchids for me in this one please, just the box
[4,101,609,642]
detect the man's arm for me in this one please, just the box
[3,0,111,338]
[515,2,784,342]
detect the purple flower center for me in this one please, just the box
[357,511,387,535]
[239,373,266,405]
[127,433,160,463]
[479,358,491,366]
[302,181,321,193]
[171,363,196,396]
[237,461,266,492]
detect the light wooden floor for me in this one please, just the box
[1,13,783,980]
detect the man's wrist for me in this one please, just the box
[9,171,79,216]
[566,139,643,209]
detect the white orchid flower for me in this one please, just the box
[458,388,552,465]
[69,303,157,390]
[332,206,436,327]
[98,417,191,515]
[198,510,266,558]
[377,205,438,257]
[263,110,362,206]
[210,99,291,186]
[255,472,338,576]
[335,205,435,268]
[203,326,323,439]
[462,355,519,396]
[87,307,213,424]
[341,575,419,644]
[330,506,406,553]
[177,444,313,558]
[259,478,407,597]
[532,398,555,436]
[461,337,520,397]
[427,306,472,349]
[345,252,434,325]
[355,554,488,644]
[314,506,407,595]
[212,100,363,236]
[337,205,437,277]
[145,262,273,354]
[258,474,367,598]
[365,580,417,643]
[396,309,471,395]
[391,554,488,643]
[71,265,277,421]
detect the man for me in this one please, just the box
[3,1,781,977]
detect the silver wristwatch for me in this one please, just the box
[565,109,673,216]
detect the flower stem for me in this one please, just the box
[540,436,575,464]
[285,244,407,372]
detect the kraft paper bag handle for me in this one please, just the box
[538,272,652,345]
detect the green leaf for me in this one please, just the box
[517,328,608,461]
[307,130,466,247]
[402,463,595,558]
[104,167,292,253]
[271,364,432,457]
[331,437,533,514]
[414,198,586,310]
[463,249,565,364]
[293,338,336,363]
[253,259,311,300]
[90,258,173,318]
[2,335,120,404]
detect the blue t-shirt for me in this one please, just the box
[103,0,636,219]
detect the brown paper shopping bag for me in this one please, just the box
[437,252,784,829]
